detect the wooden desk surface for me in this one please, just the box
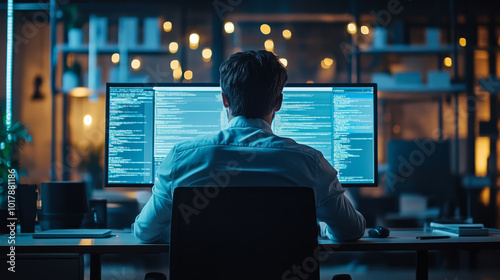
[2,229,500,254]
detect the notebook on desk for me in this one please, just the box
[32,229,112,239]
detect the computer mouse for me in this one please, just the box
[368,226,390,238]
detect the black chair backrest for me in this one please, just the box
[170,186,319,280]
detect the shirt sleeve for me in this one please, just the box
[133,147,176,243]
[315,152,366,241]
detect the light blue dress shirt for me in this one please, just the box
[133,116,366,243]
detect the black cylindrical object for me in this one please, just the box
[18,184,38,233]
[39,181,88,230]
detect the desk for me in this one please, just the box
[1,229,500,280]
[0,230,168,280]
[320,229,500,280]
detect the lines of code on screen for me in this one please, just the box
[106,85,375,186]
[108,87,154,184]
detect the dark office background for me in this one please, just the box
[1,1,500,278]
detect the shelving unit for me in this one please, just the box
[48,1,184,181]
[349,0,465,168]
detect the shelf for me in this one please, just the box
[379,84,466,92]
[56,44,172,54]
[358,44,462,54]
[378,84,466,99]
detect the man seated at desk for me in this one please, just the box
[133,50,366,243]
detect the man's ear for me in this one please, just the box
[274,93,283,112]
[222,92,230,108]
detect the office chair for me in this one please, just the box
[145,186,351,280]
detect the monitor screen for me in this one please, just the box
[105,83,378,187]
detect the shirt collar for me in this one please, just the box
[227,116,273,133]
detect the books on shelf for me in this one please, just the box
[430,222,489,236]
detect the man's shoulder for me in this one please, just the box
[173,132,223,152]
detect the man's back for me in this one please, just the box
[134,116,365,243]
[166,117,325,199]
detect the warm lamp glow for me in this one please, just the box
[163,21,172,32]
[202,48,212,62]
[260,24,271,35]
[282,29,292,39]
[111,53,120,64]
[279,58,287,67]
[169,42,179,53]
[347,22,357,34]
[83,115,92,126]
[321,58,334,69]
[69,87,90,97]
[459,37,466,47]
[306,80,314,83]
[131,58,141,70]
[443,57,452,67]
[264,39,274,51]
[224,22,235,33]
[323,58,334,66]
[184,70,193,80]
[360,26,369,35]
[170,60,180,69]
[475,137,490,176]
[480,188,490,206]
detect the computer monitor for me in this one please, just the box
[105,83,378,188]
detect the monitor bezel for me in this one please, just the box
[105,82,378,188]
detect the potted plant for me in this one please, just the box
[64,4,85,48]
[0,113,31,209]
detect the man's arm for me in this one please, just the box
[133,148,176,243]
[315,153,366,241]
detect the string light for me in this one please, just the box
[264,39,274,51]
[224,22,235,34]
[202,48,212,62]
[347,23,357,34]
[163,21,172,32]
[111,53,120,64]
[260,24,271,35]
[189,33,200,49]
[360,26,369,35]
[282,29,292,39]
[444,57,452,67]
[321,58,334,69]
[170,60,180,69]
[459,38,466,47]
[173,68,182,80]
[131,58,141,70]
[184,70,193,80]
[279,58,288,67]
[169,42,178,53]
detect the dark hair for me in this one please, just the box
[219,50,288,118]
